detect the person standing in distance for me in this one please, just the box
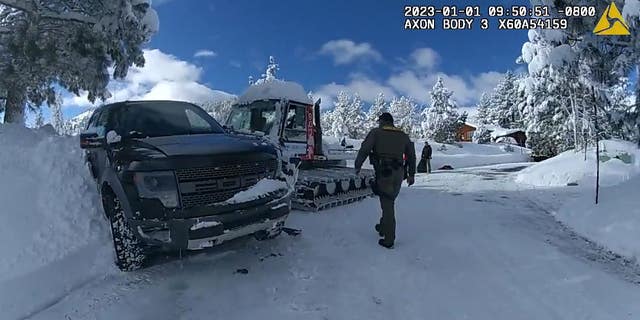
[355,112,416,249]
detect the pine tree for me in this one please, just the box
[199,98,238,123]
[34,108,44,128]
[489,71,521,128]
[389,96,419,138]
[472,126,492,144]
[421,77,465,143]
[0,1,158,125]
[475,92,492,125]
[365,93,387,131]
[326,91,351,138]
[50,99,64,135]
[345,93,366,139]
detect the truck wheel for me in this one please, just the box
[105,195,147,271]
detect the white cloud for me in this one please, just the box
[410,48,439,70]
[194,50,217,58]
[66,49,232,109]
[319,39,382,65]
[316,48,506,109]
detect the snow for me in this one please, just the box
[325,136,531,170]
[623,0,640,20]
[516,140,640,187]
[556,176,640,261]
[190,220,221,231]
[223,178,289,205]
[21,162,640,320]
[238,79,313,105]
[106,130,121,144]
[4,123,640,320]
[0,124,114,319]
[65,108,95,135]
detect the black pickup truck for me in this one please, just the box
[80,100,293,271]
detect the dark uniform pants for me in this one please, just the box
[376,168,404,243]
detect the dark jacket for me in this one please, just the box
[355,125,416,178]
[422,144,432,159]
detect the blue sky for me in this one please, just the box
[60,0,532,119]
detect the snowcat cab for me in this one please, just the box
[226,80,376,211]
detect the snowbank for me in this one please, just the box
[516,140,640,187]
[555,176,640,261]
[238,79,313,105]
[0,124,113,318]
[324,136,531,170]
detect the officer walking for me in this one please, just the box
[355,112,416,249]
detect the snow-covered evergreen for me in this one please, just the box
[365,93,387,131]
[199,98,238,123]
[421,77,466,143]
[0,0,158,125]
[475,92,492,125]
[389,96,420,138]
[472,126,492,144]
[488,71,522,129]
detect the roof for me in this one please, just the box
[462,122,525,138]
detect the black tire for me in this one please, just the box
[105,194,147,271]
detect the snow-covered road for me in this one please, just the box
[27,164,640,320]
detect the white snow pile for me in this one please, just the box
[555,176,640,261]
[224,178,289,205]
[327,137,531,170]
[238,79,313,105]
[0,124,113,319]
[516,140,640,187]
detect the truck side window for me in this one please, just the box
[185,108,213,133]
[95,108,110,137]
[85,110,102,132]
[284,105,307,142]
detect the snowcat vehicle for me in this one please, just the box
[225,80,376,211]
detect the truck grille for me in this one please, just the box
[176,160,277,208]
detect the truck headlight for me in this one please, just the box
[134,171,179,208]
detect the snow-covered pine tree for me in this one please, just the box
[326,91,352,138]
[472,126,492,144]
[199,98,238,123]
[475,92,492,125]
[421,77,465,143]
[489,71,522,128]
[34,108,44,128]
[0,0,158,125]
[389,96,419,138]
[346,93,366,139]
[50,98,64,135]
[365,93,387,131]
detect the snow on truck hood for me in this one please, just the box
[237,79,313,105]
[137,134,277,157]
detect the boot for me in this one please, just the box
[374,224,384,237]
[378,239,394,249]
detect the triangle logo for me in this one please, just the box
[593,2,631,36]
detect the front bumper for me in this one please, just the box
[129,190,291,251]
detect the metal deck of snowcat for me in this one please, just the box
[292,167,376,212]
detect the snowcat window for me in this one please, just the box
[115,102,224,138]
[228,101,276,134]
[284,104,307,142]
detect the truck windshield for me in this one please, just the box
[227,101,277,135]
[114,101,225,138]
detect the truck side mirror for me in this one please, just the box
[79,132,104,149]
